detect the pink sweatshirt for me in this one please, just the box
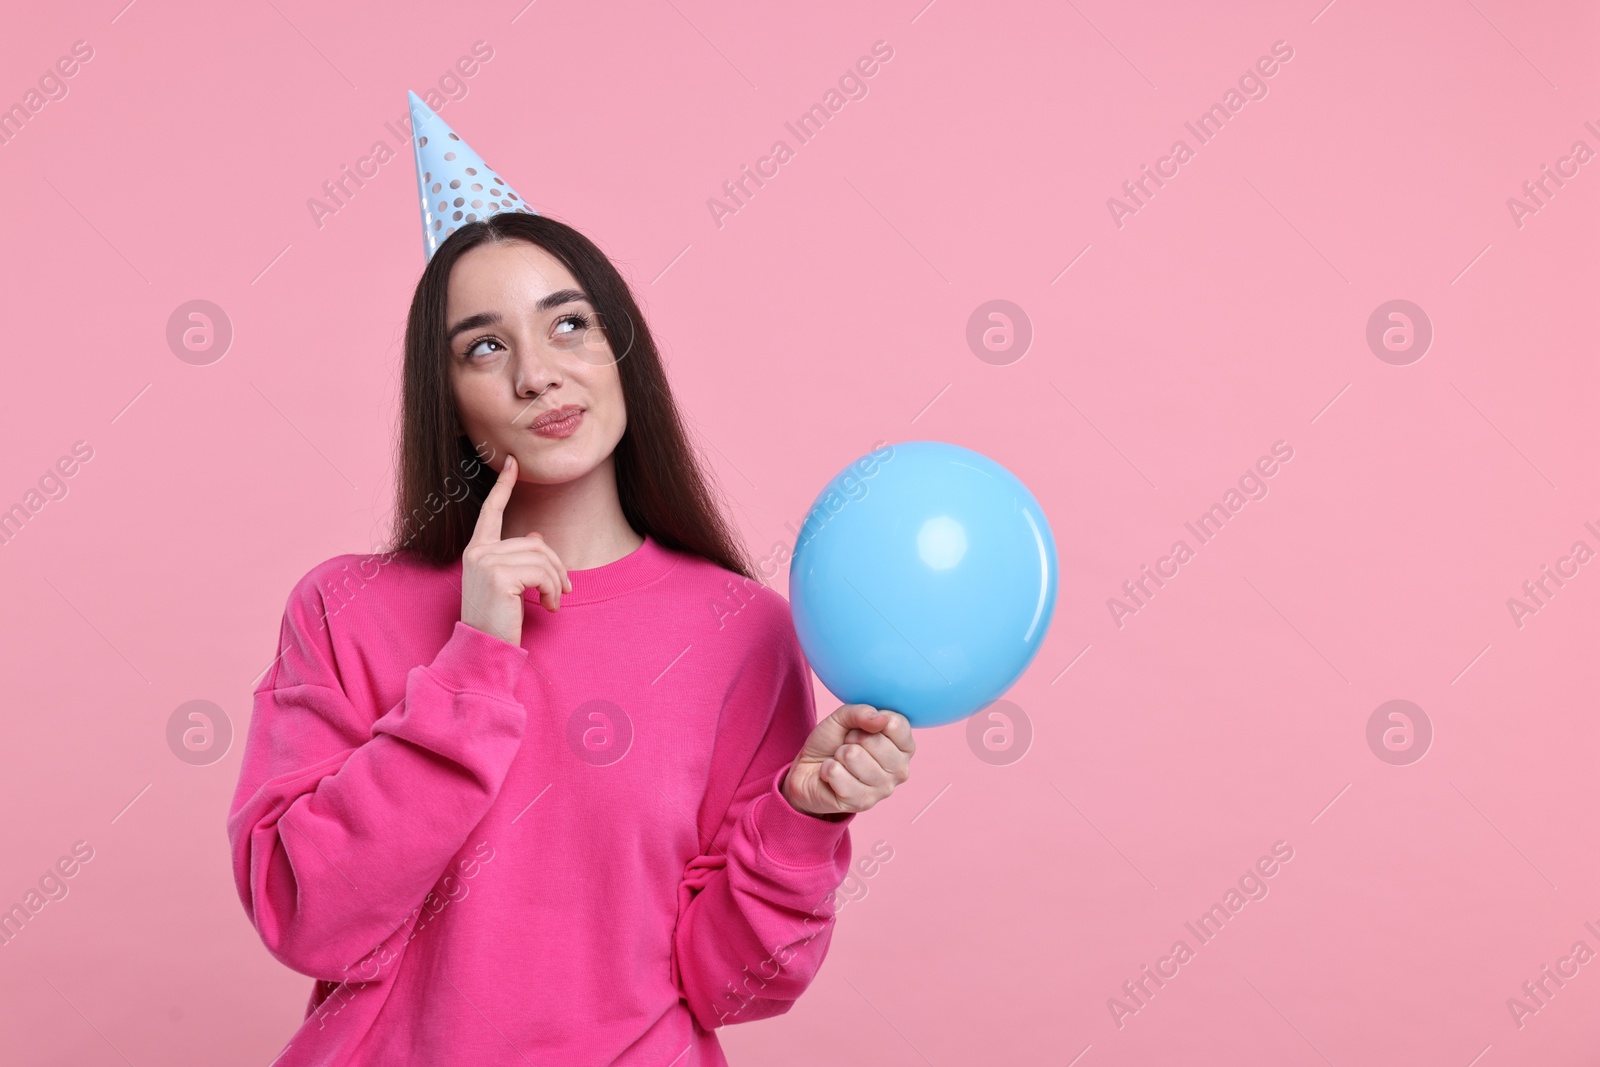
[226,534,855,1066]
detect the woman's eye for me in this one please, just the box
[465,337,503,359]
[553,313,590,337]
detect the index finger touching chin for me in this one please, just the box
[470,454,518,544]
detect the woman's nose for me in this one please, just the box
[511,347,559,398]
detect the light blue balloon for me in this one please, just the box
[789,441,1058,728]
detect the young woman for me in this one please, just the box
[226,210,915,1066]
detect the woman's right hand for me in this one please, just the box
[460,454,571,646]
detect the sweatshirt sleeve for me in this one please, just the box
[226,571,530,982]
[670,600,855,1030]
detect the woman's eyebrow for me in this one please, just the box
[446,289,591,342]
[446,311,499,342]
[536,288,589,313]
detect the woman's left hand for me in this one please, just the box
[781,704,915,818]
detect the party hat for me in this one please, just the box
[408,90,536,262]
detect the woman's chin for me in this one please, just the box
[514,452,605,486]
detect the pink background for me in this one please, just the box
[1,0,1595,1063]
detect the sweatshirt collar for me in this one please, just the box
[529,532,676,606]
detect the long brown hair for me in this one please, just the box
[388,210,755,581]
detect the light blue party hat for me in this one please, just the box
[409,90,536,262]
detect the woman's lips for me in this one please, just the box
[531,408,583,438]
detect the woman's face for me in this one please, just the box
[445,238,625,485]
